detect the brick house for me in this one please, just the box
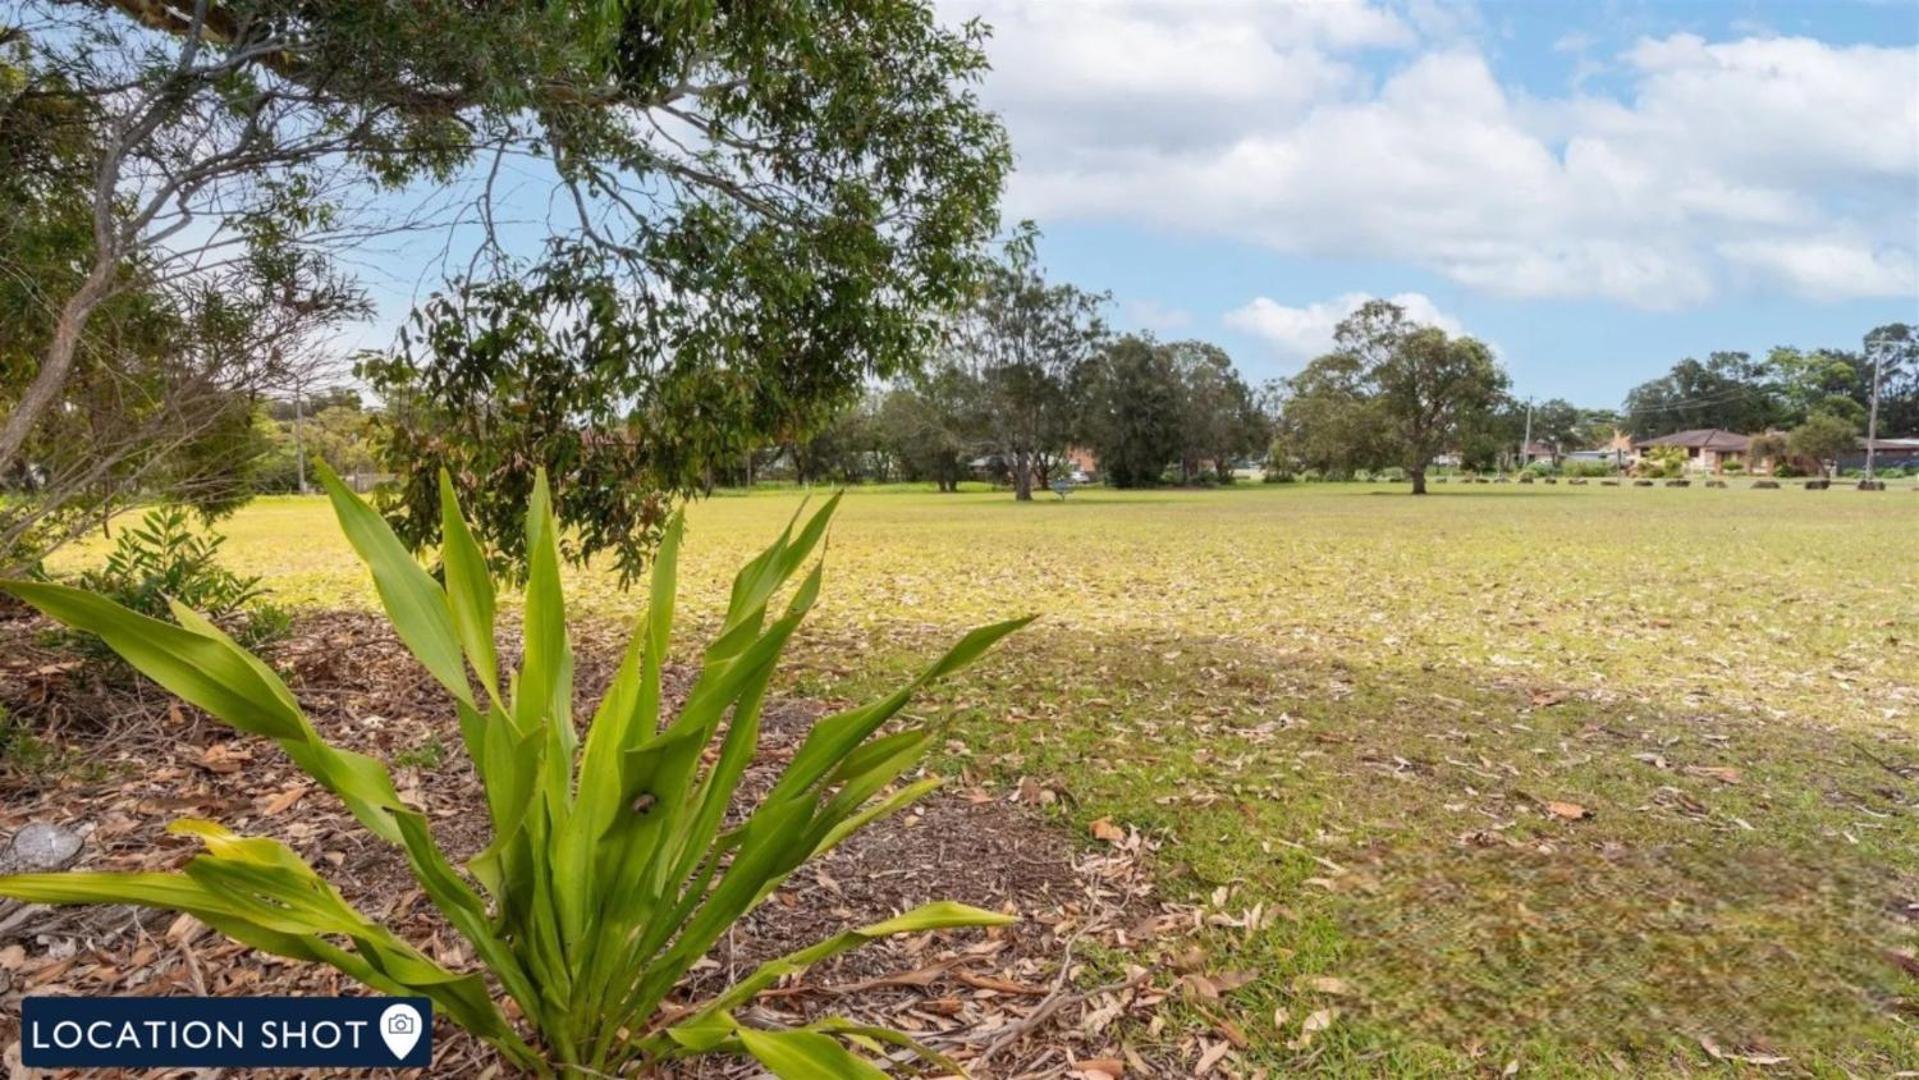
[1631,429,1752,474]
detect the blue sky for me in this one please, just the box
[948,0,1919,406]
[346,0,1919,412]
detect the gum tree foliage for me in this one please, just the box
[363,3,1012,578]
[0,25,359,566]
[3,1,1009,583]
[1349,302,1507,494]
[1075,335,1182,488]
[783,392,890,487]
[1526,398,1587,457]
[1864,322,1918,437]
[939,238,1108,500]
[874,372,975,492]
[1267,352,1384,479]
[1619,331,1918,441]
[1787,409,1859,481]
[1168,340,1266,483]
[1766,346,1867,427]
[1621,352,1780,437]
[1457,394,1525,473]
[1275,301,1506,493]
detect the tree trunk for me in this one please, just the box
[0,260,116,471]
[1411,467,1427,495]
[1013,452,1033,501]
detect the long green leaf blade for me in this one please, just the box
[737,1028,888,1080]
[316,464,471,707]
[438,468,500,706]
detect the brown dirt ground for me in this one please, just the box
[0,611,1185,1079]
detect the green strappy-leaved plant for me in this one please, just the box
[0,468,1030,1077]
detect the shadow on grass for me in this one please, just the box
[1358,488,1583,497]
[840,625,1917,1075]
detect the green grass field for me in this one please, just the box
[51,482,1919,1074]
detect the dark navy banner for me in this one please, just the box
[22,996,433,1068]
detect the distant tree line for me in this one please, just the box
[1618,327,1916,440]
[749,332,1271,495]
[729,239,1270,496]
[1267,308,1916,487]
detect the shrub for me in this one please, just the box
[0,467,1028,1077]
[1378,466,1407,482]
[1773,462,1803,478]
[73,505,287,652]
[1638,446,1687,479]
[1299,468,1324,483]
[1561,460,1614,478]
[1722,462,1744,475]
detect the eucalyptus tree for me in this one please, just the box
[1863,322,1917,445]
[1076,335,1181,489]
[3,0,1012,580]
[1,28,358,566]
[1345,302,1508,494]
[1275,301,1506,492]
[942,236,1108,500]
[1167,340,1265,483]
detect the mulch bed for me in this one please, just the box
[0,610,1193,1078]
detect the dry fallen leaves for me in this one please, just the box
[1194,1038,1233,1074]
[1297,975,1355,996]
[1699,1035,1789,1066]
[1090,817,1126,843]
[1683,765,1743,785]
[1544,800,1592,821]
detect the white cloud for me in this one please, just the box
[1225,291,1466,364]
[954,3,1919,307]
[1719,239,1919,300]
[1119,297,1193,334]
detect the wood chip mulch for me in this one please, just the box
[0,610,1206,1078]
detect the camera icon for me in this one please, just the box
[387,1014,415,1035]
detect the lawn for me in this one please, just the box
[46,482,1919,1074]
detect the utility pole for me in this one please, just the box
[1863,333,1884,490]
[293,379,308,495]
[1521,397,1534,469]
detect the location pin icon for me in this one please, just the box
[379,1003,423,1060]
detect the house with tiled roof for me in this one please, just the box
[1631,429,1752,474]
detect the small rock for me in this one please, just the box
[0,823,83,873]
